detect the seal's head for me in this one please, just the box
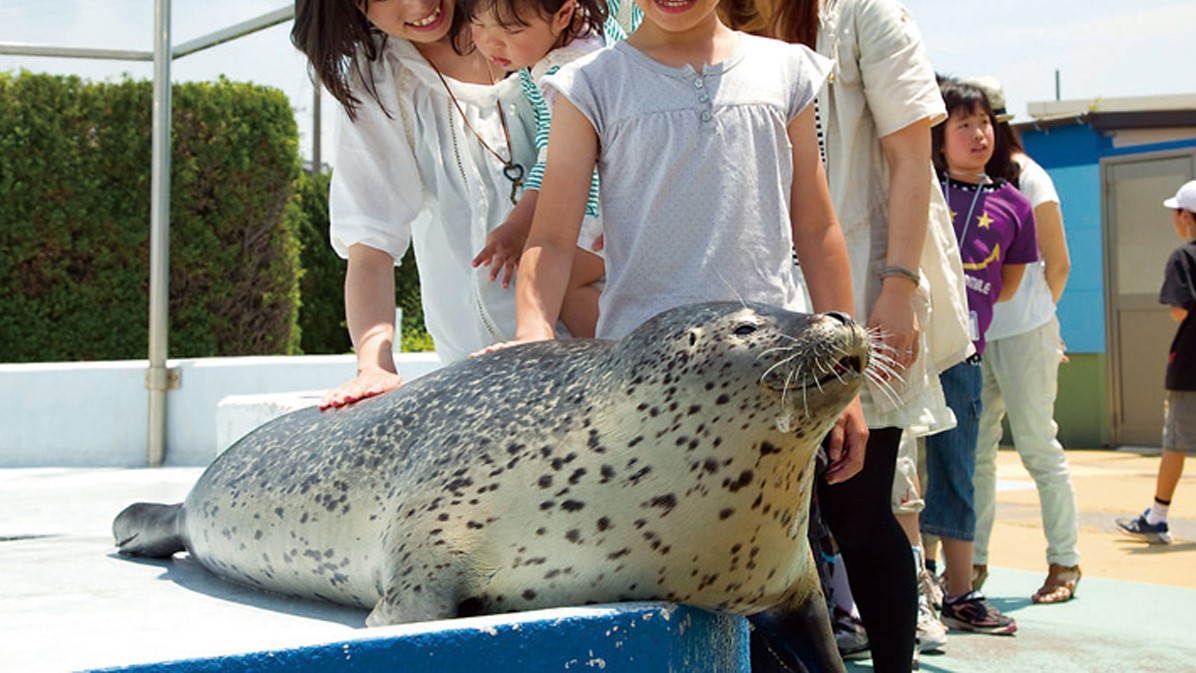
[615,301,869,440]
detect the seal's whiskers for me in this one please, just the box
[866,370,903,407]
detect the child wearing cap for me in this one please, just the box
[1116,179,1196,545]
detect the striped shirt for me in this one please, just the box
[518,0,642,216]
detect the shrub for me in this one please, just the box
[293,169,430,354]
[0,72,301,361]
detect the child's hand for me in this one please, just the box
[319,369,406,410]
[472,221,528,289]
[470,335,544,358]
[470,325,557,358]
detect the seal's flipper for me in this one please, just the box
[749,584,844,673]
[113,502,185,558]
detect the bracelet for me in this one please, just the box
[879,264,921,286]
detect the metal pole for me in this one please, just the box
[1055,69,1061,101]
[146,0,173,467]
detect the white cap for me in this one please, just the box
[958,75,1015,123]
[1164,180,1196,211]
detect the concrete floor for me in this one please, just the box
[2,449,1193,672]
[850,448,1196,672]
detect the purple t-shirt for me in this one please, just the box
[940,177,1038,354]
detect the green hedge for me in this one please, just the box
[0,72,301,361]
[294,169,431,355]
[0,71,432,362]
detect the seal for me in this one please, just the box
[114,301,869,672]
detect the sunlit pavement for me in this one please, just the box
[1,449,1192,672]
[848,448,1196,672]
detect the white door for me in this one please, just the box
[1104,152,1196,447]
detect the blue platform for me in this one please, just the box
[89,603,749,673]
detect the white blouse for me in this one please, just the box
[986,155,1060,341]
[329,38,538,363]
[816,0,973,431]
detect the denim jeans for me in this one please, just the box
[920,358,982,542]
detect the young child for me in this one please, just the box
[1117,179,1196,545]
[491,3,866,667]
[461,0,639,339]
[291,0,579,410]
[501,0,865,467]
[922,78,1038,635]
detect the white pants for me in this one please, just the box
[973,317,1080,567]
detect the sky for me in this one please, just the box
[1,0,1194,169]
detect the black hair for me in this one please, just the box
[931,78,1019,183]
[990,116,1026,187]
[291,0,471,120]
[455,0,608,48]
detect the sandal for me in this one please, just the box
[1032,564,1081,604]
[972,564,989,592]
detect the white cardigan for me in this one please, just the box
[329,39,538,363]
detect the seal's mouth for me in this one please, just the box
[815,354,865,387]
[756,314,871,417]
[759,346,867,393]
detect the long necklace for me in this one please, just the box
[429,59,525,205]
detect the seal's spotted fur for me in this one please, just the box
[115,302,867,641]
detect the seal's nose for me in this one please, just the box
[825,311,853,325]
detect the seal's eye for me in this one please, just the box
[734,323,758,336]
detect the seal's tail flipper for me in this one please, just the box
[113,502,186,558]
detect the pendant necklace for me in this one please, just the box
[429,59,525,204]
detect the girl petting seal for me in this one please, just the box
[485,1,866,667]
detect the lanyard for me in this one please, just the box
[940,175,987,247]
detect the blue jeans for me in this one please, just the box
[921,358,982,542]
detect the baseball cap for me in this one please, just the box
[959,75,1015,123]
[1164,180,1196,211]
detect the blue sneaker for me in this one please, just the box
[1116,510,1173,544]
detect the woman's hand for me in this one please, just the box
[868,277,921,376]
[319,367,406,410]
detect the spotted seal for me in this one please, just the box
[114,301,869,671]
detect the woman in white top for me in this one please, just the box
[292,0,540,409]
[727,1,974,670]
[962,75,1081,606]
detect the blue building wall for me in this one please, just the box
[1021,123,1196,355]
[1045,163,1104,353]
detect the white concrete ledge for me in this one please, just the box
[0,353,442,468]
